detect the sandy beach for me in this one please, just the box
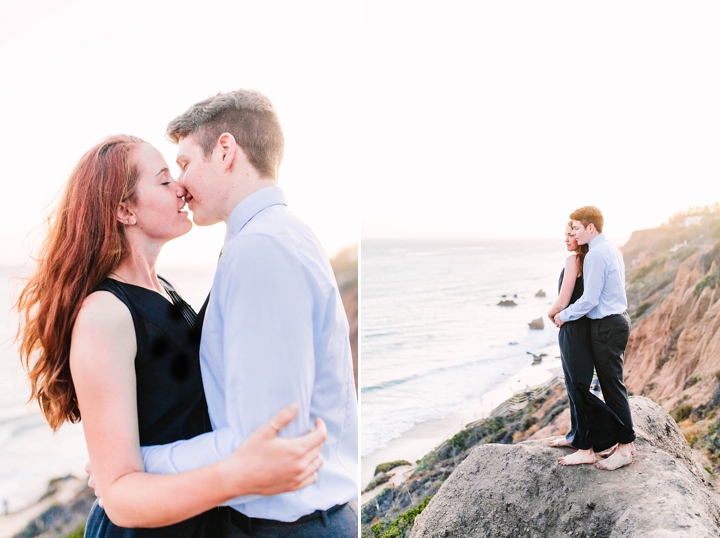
[361,341,563,490]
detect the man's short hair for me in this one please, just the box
[570,206,604,233]
[166,89,284,180]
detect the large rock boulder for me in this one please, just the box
[409,397,720,538]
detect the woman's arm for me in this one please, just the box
[547,255,579,320]
[70,292,324,528]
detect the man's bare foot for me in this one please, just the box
[598,442,636,459]
[558,449,597,466]
[595,443,633,471]
[548,437,572,448]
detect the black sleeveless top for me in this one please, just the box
[93,277,211,445]
[558,267,585,307]
[84,278,218,538]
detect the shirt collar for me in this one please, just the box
[225,186,287,242]
[589,233,605,249]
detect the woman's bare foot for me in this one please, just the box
[558,448,597,466]
[595,443,633,470]
[548,437,572,448]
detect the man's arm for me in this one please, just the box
[558,250,606,322]
[141,427,237,473]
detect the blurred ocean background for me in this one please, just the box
[361,238,570,458]
[0,263,215,513]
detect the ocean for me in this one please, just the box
[0,263,215,514]
[360,238,569,458]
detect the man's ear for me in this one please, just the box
[117,202,136,226]
[587,223,596,233]
[216,133,238,172]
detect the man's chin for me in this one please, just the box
[191,213,222,227]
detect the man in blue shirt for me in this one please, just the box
[141,90,358,536]
[553,206,636,471]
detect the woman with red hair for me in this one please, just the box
[16,135,325,537]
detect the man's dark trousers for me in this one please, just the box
[220,501,358,538]
[589,312,636,444]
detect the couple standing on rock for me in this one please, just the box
[547,206,636,471]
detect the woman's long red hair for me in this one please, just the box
[16,135,145,430]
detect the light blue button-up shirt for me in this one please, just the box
[141,186,358,521]
[559,233,628,322]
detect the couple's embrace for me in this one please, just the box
[547,206,636,471]
[17,90,358,537]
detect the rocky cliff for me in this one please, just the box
[625,242,720,409]
[621,207,720,469]
[362,383,574,537]
[409,397,720,538]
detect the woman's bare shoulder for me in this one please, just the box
[564,253,579,276]
[75,290,132,329]
[71,291,135,369]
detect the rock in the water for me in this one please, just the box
[498,300,517,307]
[409,397,720,538]
[535,289,547,297]
[528,317,544,330]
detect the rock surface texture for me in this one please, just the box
[409,397,720,538]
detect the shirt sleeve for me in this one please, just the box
[141,427,233,472]
[559,249,606,322]
[141,233,315,506]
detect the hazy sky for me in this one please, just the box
[4,2,720,261]
[362,1,720,242]
[1,0,359,267]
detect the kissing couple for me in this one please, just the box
[546,206,636,471]
[17,90,358,536]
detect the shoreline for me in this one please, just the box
[361,342,563,490]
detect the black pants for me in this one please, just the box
[559,314,635,451]
[589,313,636,445]
[219,502,358,538]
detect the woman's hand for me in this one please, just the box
[218,403,327,498]
[85,460,104,507]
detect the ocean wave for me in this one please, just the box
[360,354,511,394]
[361,372,424,393]
[362,330,401,339]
